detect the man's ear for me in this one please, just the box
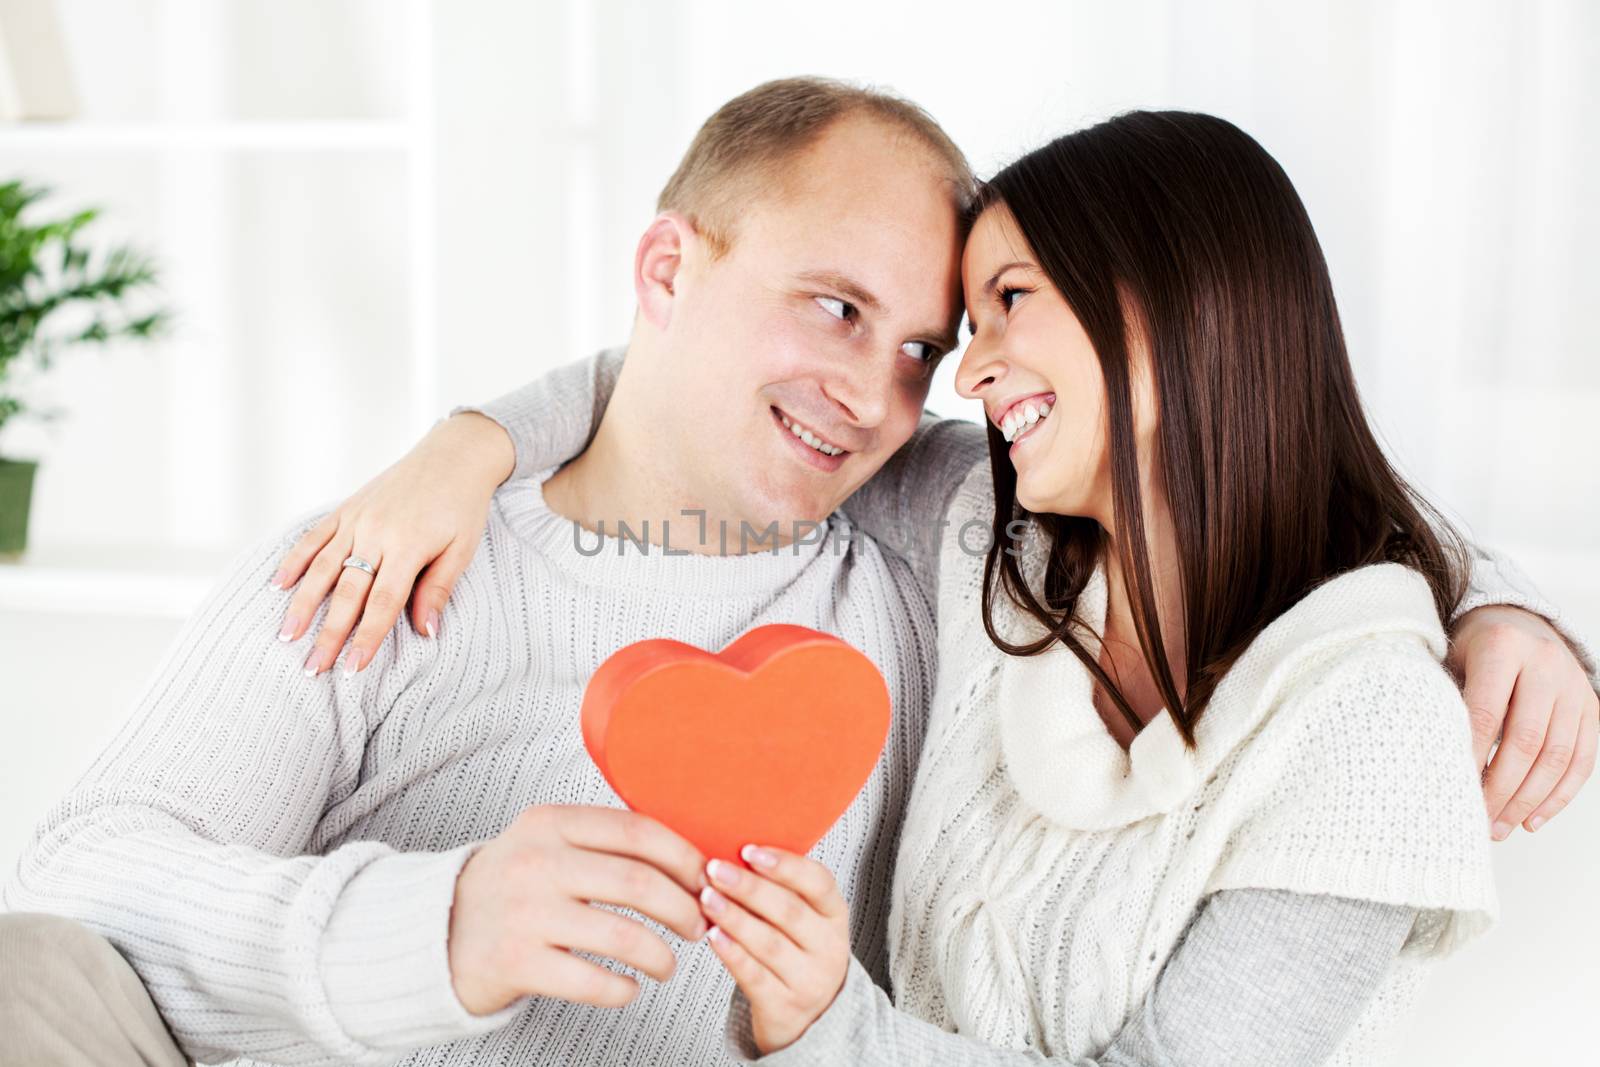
[634,212,696,330]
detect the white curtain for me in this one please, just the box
[530,0,1600,624]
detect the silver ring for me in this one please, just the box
[341,554,377,577]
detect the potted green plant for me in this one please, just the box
[0,179,168,558]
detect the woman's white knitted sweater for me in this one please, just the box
[886,466,1497,1065]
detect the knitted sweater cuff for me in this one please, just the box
[724,955,879,1065]
[320,841,526,1051]
[1210,846,1498,956]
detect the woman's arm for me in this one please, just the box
[454,346,627,484]
[272,350,624,677]
[725,888,1414,1067]
[1095,889,1414,1066]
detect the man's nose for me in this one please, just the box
[823,351,893,428]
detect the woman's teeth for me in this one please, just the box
[1001,400,1053,444]
[779,412,845,456]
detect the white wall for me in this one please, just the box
[0,1,1595,1062]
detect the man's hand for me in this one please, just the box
[270,412,515,676]
[1448,605,1599,839]
[448,806,709,1016]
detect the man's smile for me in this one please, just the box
[770,406,849,472]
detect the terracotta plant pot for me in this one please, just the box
[0,457,38,559]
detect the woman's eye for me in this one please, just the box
[816,296,853,321]
[1000,286,1026,311]
[900,341,935,363]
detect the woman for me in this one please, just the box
[675,111,1497,1064]
[268,111,1571,1063]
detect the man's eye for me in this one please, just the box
[816,296,853,320]
[900,341,936,363]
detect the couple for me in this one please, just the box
[3,78,1596,1066]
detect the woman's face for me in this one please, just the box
[956,204,1150,523]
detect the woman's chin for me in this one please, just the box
[1015,483,1050,516]
[1016,481,1094,523]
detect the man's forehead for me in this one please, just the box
[758,195,963,283]
[791,259,961,318]
[787,112,964,193]
[731,161,963,325]
[772,122,965,234]
[763,182,962,242]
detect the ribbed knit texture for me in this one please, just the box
[3,468,936,1066]
[884,465,1498,1066]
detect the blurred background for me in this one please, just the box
[0,0,1594,1061]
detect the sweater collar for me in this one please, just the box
[494,465,837,599]
[994,558,1448,831]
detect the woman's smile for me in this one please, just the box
[990,391,1056,445]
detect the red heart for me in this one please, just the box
[581,624,891,864]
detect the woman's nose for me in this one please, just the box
[956,341,1006,400]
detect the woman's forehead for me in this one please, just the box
[962,207,1035,279]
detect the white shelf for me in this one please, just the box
[0,546,229,619]
[0,119,414,153]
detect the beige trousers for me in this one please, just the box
[0,912,190,1067]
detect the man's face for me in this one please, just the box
[656,117,965,531]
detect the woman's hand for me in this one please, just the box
[700,845,851,1056]
[1449,605,1599,838]
[270,412,515,675]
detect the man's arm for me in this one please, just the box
[3,515,523,1065]
[1448,544,1599,836]
[272,352,1597,833]
[1453,543,1597,686]
[462,350,1596,700]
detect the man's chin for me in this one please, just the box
[736,485,842,539]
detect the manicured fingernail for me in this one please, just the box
[303,648,328,676]
[1527,815,1545,832]
[277,618,299,643]
[699,885,727,917]
[741,845,778,870]
[705,925,724,945]
[425,610,439,639]
[1491,821,1510,841]
[342,648,364,677]
[268,569,287,589]
[707,858,740,888]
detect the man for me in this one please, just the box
[2,78,1594,1067]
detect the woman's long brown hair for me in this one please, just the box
[979,110,1468,747]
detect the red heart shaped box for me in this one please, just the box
[580,624,891,864]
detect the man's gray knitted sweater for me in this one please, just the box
[3,450,936,1062]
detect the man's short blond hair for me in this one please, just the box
[657,76,976,256]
